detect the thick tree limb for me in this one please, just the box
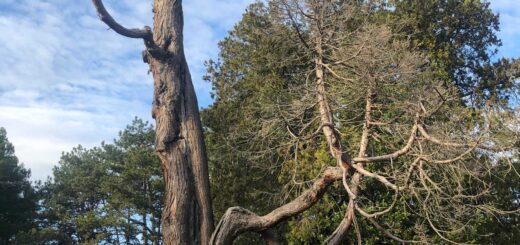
[325,201,356,244]
[91,1,216,243]
[92,0,153,40]
[91,0,169,61]
[210,167,342,244]
[325,84,374,244]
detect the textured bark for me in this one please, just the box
[92,0,214,244]
[324,83,374,244]
[313,18,352,172]
[149,1,214,244]
[316,50,354,245]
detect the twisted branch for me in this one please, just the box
[91,0,168,60]
[210,167,342,244]
[92,0,153,40]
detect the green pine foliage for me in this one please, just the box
[18,118,163,244]
[0,127,38,244]
[202,1,519,243]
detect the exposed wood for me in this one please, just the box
[150,1,214,244]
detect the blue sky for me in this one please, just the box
[0,0,518,181]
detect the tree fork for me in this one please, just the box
[91,0,214,244]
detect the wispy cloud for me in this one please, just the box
[0,0,254,180]
[0,106,135,181]
[0,0,518,181]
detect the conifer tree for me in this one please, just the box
[0,128,37,244]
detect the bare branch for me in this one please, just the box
[287,123,335,141]
[368,112,406,126]
[353,124,418,163]
[324,201,356,245]
[355,188,399,218]
[323,63,355,82]
[281,0,311,50]
[426,140,480,164]
[366,217,424,244]
[91,0,153,40]
[418,125,471,148]
[331,39,367,65]
[342,169,357,199]
[404,158,421,188]
[350,163,400,190]
[353,213,362,245]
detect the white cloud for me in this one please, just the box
[0,106,138,181]
[0,0,517,182]
[0,0,255,181]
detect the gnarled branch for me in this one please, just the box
[92,0,153,40]
[210,167,342,244]
[91,0,170,61]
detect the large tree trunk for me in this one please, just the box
[92,0,214,242]
[149,1,214,244]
